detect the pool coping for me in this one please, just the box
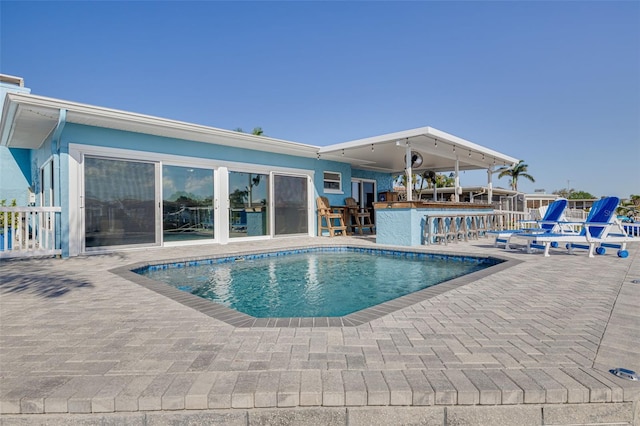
[110,244,521,328]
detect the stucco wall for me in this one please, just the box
[58,123,373,208]
[0,147,31,205]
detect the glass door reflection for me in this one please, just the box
[229,171,269,238]
[162,165,214,242]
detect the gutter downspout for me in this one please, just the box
[51,109,67,256]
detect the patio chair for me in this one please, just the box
[519,196,635,257]
[488,198,569,249]
[316,196,347,237]
[344,197,375,235]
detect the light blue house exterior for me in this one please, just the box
[0,75,518,258]
[0,76,395,257]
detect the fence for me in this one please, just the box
[0,206,62,258]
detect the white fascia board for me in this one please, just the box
[426,128,519,166]
[3,93,321,157]
[0,95,19,146]
[319,126,433,153]
[320,125,520,167]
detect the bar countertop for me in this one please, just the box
[373,201,493,210]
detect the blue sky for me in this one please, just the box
[2,1,638,198]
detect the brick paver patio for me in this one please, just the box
[1,236,639,425]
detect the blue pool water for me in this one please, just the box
[138,248,500,318]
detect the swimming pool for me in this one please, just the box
[136,247,503,318]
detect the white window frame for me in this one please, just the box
[323,171,343,194]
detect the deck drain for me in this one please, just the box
[631,279,640,284]
[609,368,639,381]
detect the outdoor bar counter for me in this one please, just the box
[373,201,494,246]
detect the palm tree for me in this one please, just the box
[497,160,535,191]
[233,127,265,136]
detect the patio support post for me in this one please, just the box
[487,168,494,206]
[454,158,460,202]
[405,144,413,201]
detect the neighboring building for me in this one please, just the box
[0,75,518,257]
[524,191,597,211]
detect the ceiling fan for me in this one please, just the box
[405,151,423,168]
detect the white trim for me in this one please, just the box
[323,170,342,193]
[68,148,81,257]
[217,167,229,244]
[350,177,377,207]
[271,171,315,238]
[5,92,319,157]
[319,126,517,163]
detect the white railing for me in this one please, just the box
[0,207,62,258]
[565,208,588,221]
[423,210,530,245]
[492,209,530,230]
[622,222,640,237]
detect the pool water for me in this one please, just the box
[139,248,499,318]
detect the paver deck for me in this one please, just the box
[1,236,639,425]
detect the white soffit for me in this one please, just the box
[318,126,519,173]
[1,94,520,173]
[1,93,319,158]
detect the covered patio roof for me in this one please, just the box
[318,126,519,173]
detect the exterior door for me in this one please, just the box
[351,179,376,222]
[273,174,308,236]
[84,156,159,249]
[162,165,215,242]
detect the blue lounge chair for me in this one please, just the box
[489,198,568,249]
[519,196,636,258]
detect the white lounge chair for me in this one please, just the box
[518,196,636,258]
[488,198,568,249]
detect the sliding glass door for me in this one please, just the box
[162,165,215,242]
[273,174,308,236]
[84,157,157,248]
[228,171,269,238]
[82,152,310,249]
[351,179,376,224]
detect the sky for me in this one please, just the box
[1,1,638,199]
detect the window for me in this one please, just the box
[323,171,342,192]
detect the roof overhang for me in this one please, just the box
[1,94,519,174]
[0,93,319,157]
[318,126,519,173]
